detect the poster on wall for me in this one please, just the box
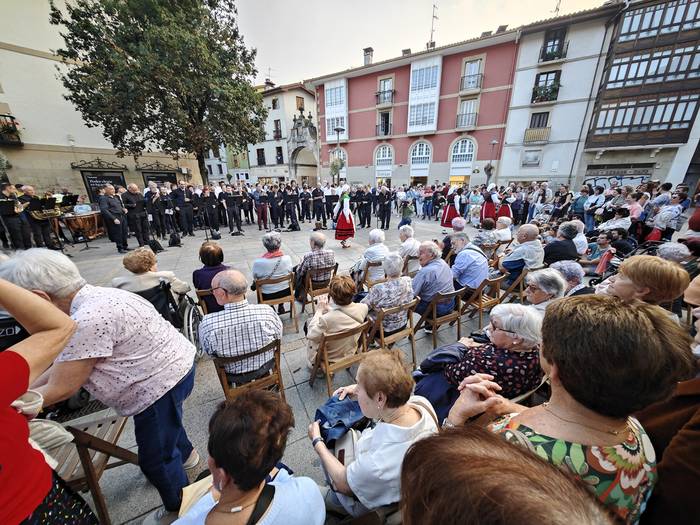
[143,171,178,187]
[81,171,126,203]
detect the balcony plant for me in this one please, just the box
[532,82,561,103]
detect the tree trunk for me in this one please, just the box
[196,150,208,186]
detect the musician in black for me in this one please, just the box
[324,183,335,220]
[241,188,254,224]
[19,185,54,248]
[224,184,244,236]
[268,184,282,230]
[145,183,166,239]
[284,184,300,231]
[276,185,286,228]
[99,184,130,253]
[199,186,220,232]
[252,183,268,231]
[158,187,178,234]
[300,184,312,223]
[216,182,228,227]
[122,184,150,246]
[0,183,32,250]
[312,185,326,229]
[171,180,195,236]
[377,186,392,230]
[289,180,302,219]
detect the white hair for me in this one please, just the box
[382,252,404,278]
[309,231,326,249]
[451,217,466,231]
[657,242,691,263]
[526,269,567,298]
[0,248,86,298]
[569,219,585,233]
[368,229,385,245]
[489,303,542,348]
[550,260,585,285]
[496,216,512,227]
[419,241,440,260]
[399,225,414,239]
[262,231,282,252]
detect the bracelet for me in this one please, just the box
[311,437,324,448]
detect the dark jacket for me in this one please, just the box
[543,239,579,265]
[171,188,194,208]
[99,194,125,222]
[121,190,146,217]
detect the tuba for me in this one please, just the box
[29,198,61,220]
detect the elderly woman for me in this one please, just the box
[606,254,690,307]
[524,268,567,314]
[112,246,190,294]
[174,391,325,525]
[550,260,594,296]
[308,350,438,517]
[192,241,230,314]
[398,225,421,275]
[494,216,512,242]
[306,276,368,369]
[445,295,697,523]
[252,231,293,313]
[361,253,415,336]
[350,228,390,285]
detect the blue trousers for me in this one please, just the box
[584,213,596,233]
[397,217,412,229]
[416,298,455,319]
[133,365,195,511]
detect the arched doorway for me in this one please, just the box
[291,146,318,187]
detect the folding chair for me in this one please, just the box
[462,274,507,329]
[443,248,455,266]
[498,268,529,304]
[195,289,214,315]
[255,272,299,333]
[310,320,371,396]
[211,338,285,402]
[302,263,339,313]
[402,255,420,278]
[361,260,386,290]
[367,298,420,369]
[414,288,466,349]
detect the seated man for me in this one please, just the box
[295,231,336,300]
[439,217,466,261]
[351,228,390,285]
[198,269,282,385]
[398,224,421,275]
[450,232,489,297]
[598,207,632,232]
[543,222,579,266]
[580,232,613,274]
[413,241,455,332]
[610,227,636,256]
[496,224,544,286]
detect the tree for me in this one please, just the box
[49,0,267,185]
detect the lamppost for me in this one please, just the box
[333,126,345,186]
[485,138,499,185]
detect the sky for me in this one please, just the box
[236,0,605,85]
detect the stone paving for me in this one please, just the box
[66,213,487,524]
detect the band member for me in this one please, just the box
[275,185,286,228]
[19,185,54,248]
[252,183,269,231]
[284,184,300,231]
[145,182,166,239]
[290,179,302,219]
[312,184,326,229]
[216,181,228,227]
[360,185,373,228]
[171,180,195,236]
[0,183,32,250]
[269,184,282,230]
[300,184,312,223]
[158,187,178,234]
[377,185,392,230]
[241,188,254,224]
[199,185,220,233]
[225,185,244,236]
[122,183,150,246]
[99,184,129,253]
[323,182,334,220]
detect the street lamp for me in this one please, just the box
[333,126,345,186]
[485,138,499,185]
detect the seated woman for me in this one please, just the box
[251,231,293,314]
[174,390,325,525]
[524,268,566,315]
[445,295,697,524]
[472,218,499,257]
[361,253,415,338]
[308,349,438,517]
[307,275,368,370]
[350,229,389,286]
[494,216,513,242]
[401,426,613,525]
[550,260,594,296]
[112,246,191,295]
[192,241,230,314]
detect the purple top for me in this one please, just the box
[192,264,230,313]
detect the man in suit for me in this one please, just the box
[99,184,130,253]
[312,184,326,229]
[122,183,150,247]
[171,180,195,236]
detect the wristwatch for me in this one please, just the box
[311,437,324,448]
[441,418,456,429]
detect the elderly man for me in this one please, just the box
[413,241,455,331]
[19,185,54,248]
[450,232,489,296]
[351,228,390,285]
[295,231,336,300]
[570,219,588,255]
[99,184,130,253]
[0,249,196,524]
[543,222,580,266]
[550,260,594,296]
[121,183,150,247]
[497,224,544,286]
[199,269,282,385]
[399,225,421,275]
[439,216,466,261]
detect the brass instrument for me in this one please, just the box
[30,207,61,220]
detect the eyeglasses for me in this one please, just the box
[526,283,542,292]
[485,323,517,337]
[211,286,227,294]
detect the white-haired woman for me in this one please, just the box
[334,184,355,248]
[494,217,513,242]
[443,303,543,400]
[524,268,567,314]
[361,253,415,336]
[398,225,421,275]
[550,260,594,296]
[251,231,293,313]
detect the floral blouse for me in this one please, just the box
[489,414,656,524]
[443,343,542,400]
[361,276,414,333]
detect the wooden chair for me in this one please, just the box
[402,255,420,278]
[414,288,466,349]
[462,274,508,329]
[498,268,529,304]
[53,415,139,525]
[367,298,420,369]
[195,289,213,315]
[255,272,299,333]
[361,260,386,290]
[310,320,371,396]
[212,338,285,402]
[302,263,339,313]
[443,248,455,266]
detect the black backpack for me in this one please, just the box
[168,232,182,247]
[148,239,164,253]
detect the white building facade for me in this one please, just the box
[204,145,228,184]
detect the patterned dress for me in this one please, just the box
[489,414,657,524]
[443,343,542,400]
[361,277,414,333]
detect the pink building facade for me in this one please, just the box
[308,31,518,187]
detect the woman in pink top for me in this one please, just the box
[624,192,644,220]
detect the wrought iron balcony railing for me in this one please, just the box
[539,41,569,63]
[460,73,483,91]
[531,83,560,103]
[376,123,393,137]
[376,90,395,105]
[456,112,478,128]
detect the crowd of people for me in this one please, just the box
[1,173,699,525]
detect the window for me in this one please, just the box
[330,148,347,165]
[457,99,477,127]
[522,150,542,167]
[326,86,345,107]
[410,142,431,165]
[276,146,284,164]
[217,164,223,174]
[593,93,699,135]
[541,28,567,61]
[408,102,436,126]
[377,77,394,104]
[379,77,393,92]
[296,96,305,111]
[607,45,700,88]
[378,112,391,135]
[530,112,549,128]
[451,139,475,163]
[532,71,561,103]
[461,59,482,90]
[619,1,700,42]
[326,116,346,138]
[411,65,439,91]
[375,145,393,166]
[536,71,560,88]
[271,98,279,110]
[273,119,282,139]
[207,165,213,175]
[256,148,266,166]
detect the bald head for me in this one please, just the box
[212,269,248,304]
[518,224,540,241]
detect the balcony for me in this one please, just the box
[273,130,282,140]
[456,112,478,129]
[539,41,569,63]
[376,123,393,137]
[376,90,395,106]
[0,115,22,146]
[523,127,551,143]
[460,73,483,92]
[531,83,560,104]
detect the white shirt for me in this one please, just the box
[399,238,421,274]
[494,228,512,242]
[354,243,390,282]
[573,232,588,255]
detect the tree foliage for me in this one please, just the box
[49,0,267,182]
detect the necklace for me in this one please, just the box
[211,499,257,514]
[541,402,630,436]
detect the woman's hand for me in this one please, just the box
[316,294,330,314]
[447,374,503,426]
[308,420,322,442]
[332,384,357,400]
[458,336,483,348]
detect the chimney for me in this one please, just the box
[480,31,492,37]
[363,47,374,65]
[264,78,275,89]
[402,48,412,56]
[496,24,508,33]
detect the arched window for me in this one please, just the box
[410,142,431,165]
[451,139,475,164]
[375,145,393,167]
